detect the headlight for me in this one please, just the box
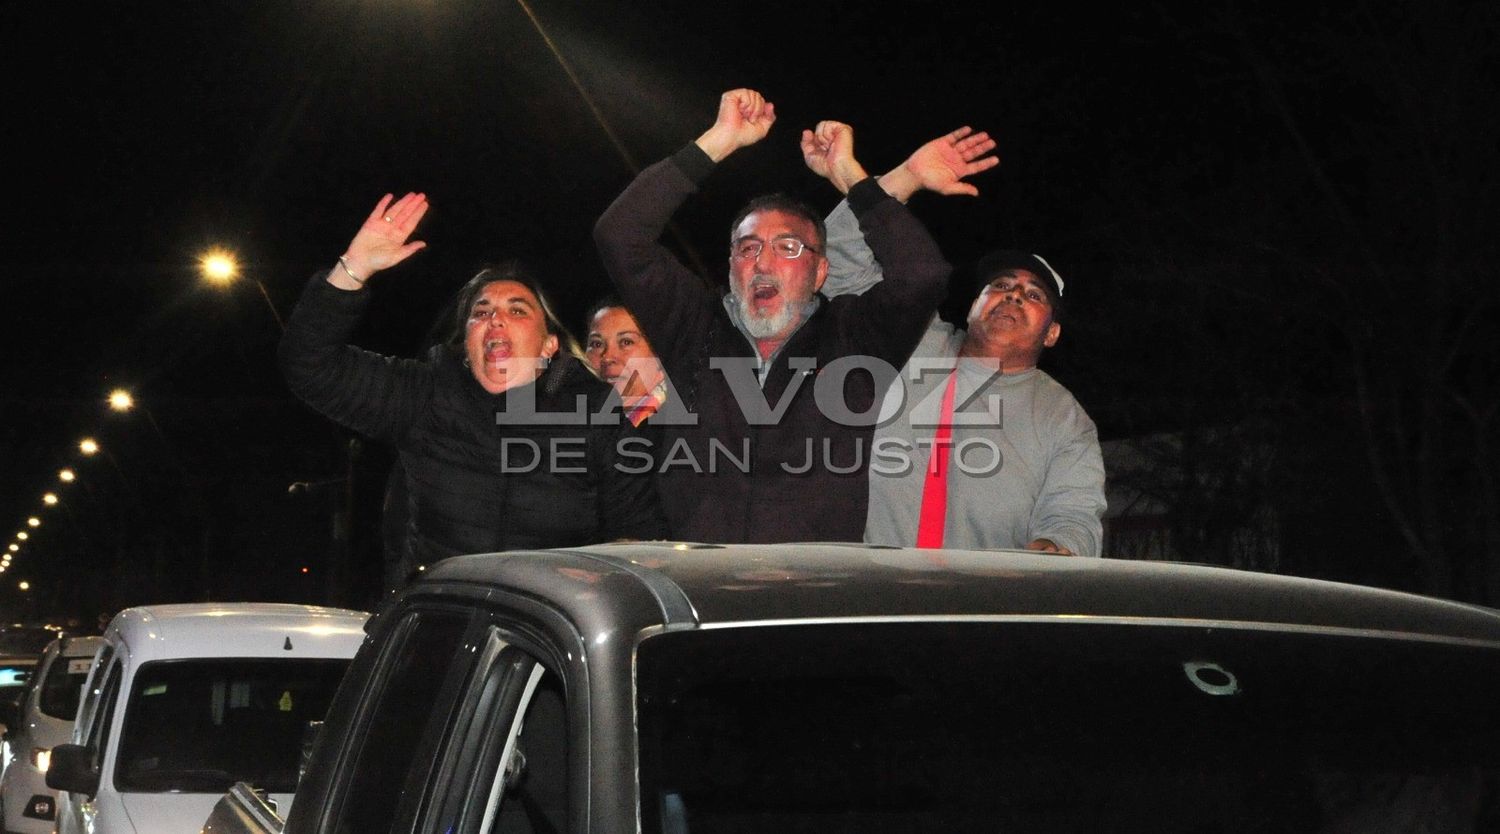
[30,747,49,772]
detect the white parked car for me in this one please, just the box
[46,603,368,834]
[0,634,102,834]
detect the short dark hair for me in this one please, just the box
[447,260,580,357]
[728,194,827,251]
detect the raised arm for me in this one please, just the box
[594,89,777,370]
[280,194,435,442]
[694,88,777,162]
[819,127,998,299]
[798,119,872,196]
[796,121,950,364]
[877,126,999,203]
[326,192,429,290]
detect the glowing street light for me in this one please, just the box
[42,493,58,506]
[17,581,29,592]
[108,389,135,412]
[59,469,76,482]
[14,532,26,541]
[199,247,284,331]
[80,438,99,455]
[6,545,16,553]
[200,249,239,285]
[26,517,40,528]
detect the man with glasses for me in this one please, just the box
[594,88,996,543]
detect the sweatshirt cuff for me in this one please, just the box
[846,177,890,216]
[671,143,716,185]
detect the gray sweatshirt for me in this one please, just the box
[823,200,1106,556]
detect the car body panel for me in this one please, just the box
[425,543,1500,644]
[56,604,367,834]
[0,635,103,834]
[209,544,1500,834]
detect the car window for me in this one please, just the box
[637,622,1500,833]
[39,654,95,720]
[486,668,566,834]
[329,609,474,834]
[113,658,350,793]
[84,661,122,776]
[73,646,115,745]
[415,626,569,834]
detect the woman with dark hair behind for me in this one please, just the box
[281,192,665,586]
[583,296,670,426]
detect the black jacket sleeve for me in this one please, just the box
[592,144,721,380]
[832,177,952,370]
[278,273,435,443]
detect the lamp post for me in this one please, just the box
[106,387,175,454]
[199,248,285,331]
[79,437,130,490]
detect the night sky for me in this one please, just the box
[3,2,1496,619]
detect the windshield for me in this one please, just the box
[637,622,1500,833]
[115,658,349,793]
[38,653,93,719]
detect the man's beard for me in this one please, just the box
[738,276,802,340]
[742,300,798,339]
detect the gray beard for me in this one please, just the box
[741,301,798,340]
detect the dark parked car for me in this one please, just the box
[205,543,1500,833]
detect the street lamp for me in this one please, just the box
[6,545,16,553]
[104,388,182,474]
[14,532,26,541]
[42,493,58,506]
[199,247,284,331]
[200,249,238,284]
[80,438,99,455]
[59,469,76,482]
[17,581,28,592]
[26,517,40,528]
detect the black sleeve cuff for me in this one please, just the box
[670,143,716,184]
[305,270,372,305]
[846,177,891,216]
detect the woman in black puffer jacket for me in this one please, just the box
[280,192,665,586]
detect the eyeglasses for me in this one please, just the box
[731,237,821,261]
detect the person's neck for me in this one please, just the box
[755,337,787,361]
[958,337,1037,375]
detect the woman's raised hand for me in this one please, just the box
[331,192,429,288]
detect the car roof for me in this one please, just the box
[55,634,105,658]
[102,602,369,664]
[420,542,1500,647]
